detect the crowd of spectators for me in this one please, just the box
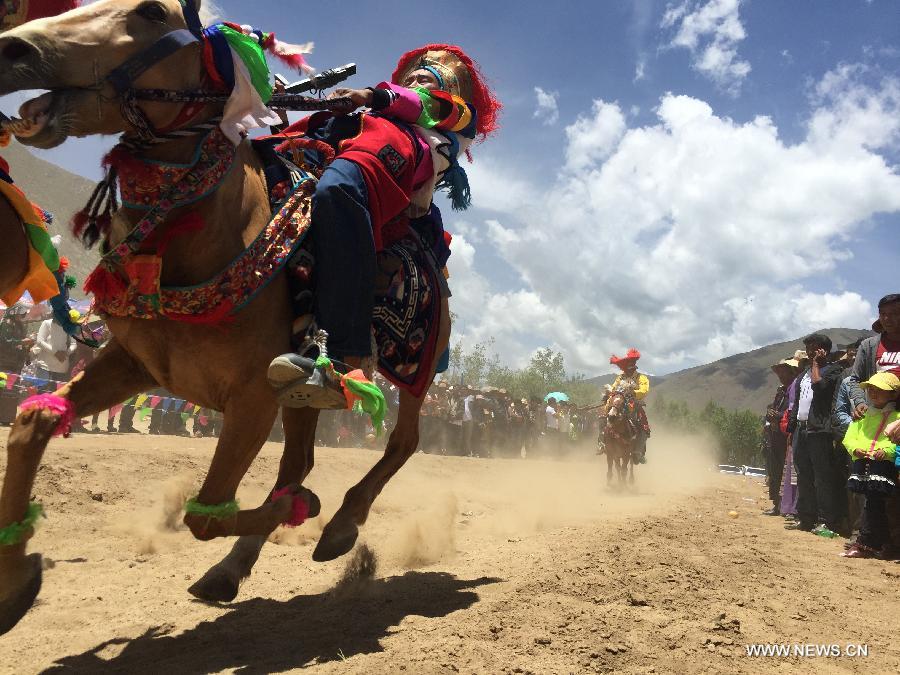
[2,308,604,454]
[761,293,900,560]
[314,379,601,458]
[0,308,220,437]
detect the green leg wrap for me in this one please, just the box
[0,503,44,547]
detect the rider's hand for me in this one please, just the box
[329,88,373,110]
[871,449,887,461]
[272,80,289,127]
[852,448,866,459]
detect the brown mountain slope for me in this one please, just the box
[3,142,97,296]
[641,328,874,414]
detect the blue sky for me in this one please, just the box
[3,0,900,376]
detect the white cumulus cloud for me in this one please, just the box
[533,87,560,126]
[563,100,627,172]
[661,0,751,96]
[449,65,899,375]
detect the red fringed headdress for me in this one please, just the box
[392,44,501,141]
[1,0,80,31]
[610,348,641,369]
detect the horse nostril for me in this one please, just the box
[1,38,34,63]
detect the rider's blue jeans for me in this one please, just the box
[311,158,375,360]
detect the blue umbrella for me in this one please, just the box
[544,391,569,403]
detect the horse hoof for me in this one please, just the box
[0,553,42,636]
[301,487,321,519]
[312,519,359,562]
[188,564,240,603]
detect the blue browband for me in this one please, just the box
[106,29,199,94]
[105,1,205,94]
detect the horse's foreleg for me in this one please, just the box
[606,449,614,484]
[0,339,154,636]
[0,195,29,301]
[181,393,291,540]
[188,406,320,602]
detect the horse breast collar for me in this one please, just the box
[86,131,317,324]
[92,175,316,324]
[94,128,235,267]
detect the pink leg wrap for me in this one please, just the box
[19,394,77,438]
[271,486,310,527]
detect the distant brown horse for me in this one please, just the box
[0,0,450,635]
[602,391,636,487]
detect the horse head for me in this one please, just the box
[606,391,627,418]
[0,0,211,148]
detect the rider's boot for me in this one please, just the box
[268,329,367,409]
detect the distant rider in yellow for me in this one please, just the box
[600,348,652,463]
[610,349,650,402]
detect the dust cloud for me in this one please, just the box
[297,429,721,573]
[117,429,719,572]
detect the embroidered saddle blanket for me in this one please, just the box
[256,133,444,399]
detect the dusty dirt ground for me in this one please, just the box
[0,428,898,674]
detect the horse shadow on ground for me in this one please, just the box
[43,571,501,674]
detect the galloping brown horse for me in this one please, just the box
[0,0,450,634]
[603,391,636,487]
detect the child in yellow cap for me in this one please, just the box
[841,372,900,558]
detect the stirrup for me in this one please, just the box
[267,328,326,388]
[268,329,348,409]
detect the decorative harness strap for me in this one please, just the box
[105,128,235,267]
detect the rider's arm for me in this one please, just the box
[633,374,650,400]
[371,83,477,137]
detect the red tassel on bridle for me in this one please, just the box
[83,265,127,302]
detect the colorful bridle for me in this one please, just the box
[100,0,352,149]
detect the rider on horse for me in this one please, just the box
[599,348,652,462]
[266,44,501,406]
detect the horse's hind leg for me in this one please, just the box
[312,296,450,562]
[0,340,154,635]
[313,387,424,562]
[188,406,320,602]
